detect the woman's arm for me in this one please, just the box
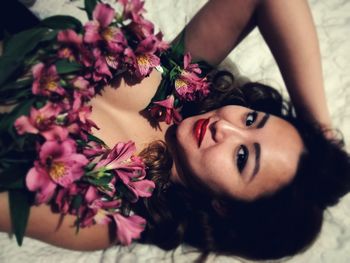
[0,192,112,250]
[182,0,332,129]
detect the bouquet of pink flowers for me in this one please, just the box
[0,0,211,246]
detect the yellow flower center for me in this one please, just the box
[46,80,58,91]
[94,209,109,224]
[49,162,66,181]
[102,27,117,42]
[136,55,148,66]
[35,114,45,125]
[175,78,187,89]
[60,47,75,61]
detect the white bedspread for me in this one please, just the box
[1,0,350,262]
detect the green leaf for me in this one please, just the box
[3,27,56,58]
[0,78,32,92]
[85,0,99,20]
[87,176,111,186]
[41,15,83,33]
[0,56,24,88]
[55,60,82,74]
[9,189,33,246]
[72,195,83,210]
[171,29,186,57]
[87,134,107,147]
[0,98,35,133]
[0,28,57,86]
[0,163,29,188]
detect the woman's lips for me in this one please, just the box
[194,118,209,147]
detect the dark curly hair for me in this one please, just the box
[136,70,350,260]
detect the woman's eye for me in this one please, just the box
[237,145,249,173]
[245,111,258,126]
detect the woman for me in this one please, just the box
[0,0,349,260]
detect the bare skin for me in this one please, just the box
[0,0,331,251]
[0,70,166,250]
[183,0,331,129]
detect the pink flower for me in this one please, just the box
[26,161,57,204]
[84,3,115,43]
[95,141,153,202]
[14,102,68,141]
[71,76,95,99]
[174,53,210,102]
[55,183,86,214]
[120,0,154,40]
[116,155,154,202]
[150,95,182,125]
[134,53,160,78]
[120,0,145,22]
[83,141,107,158]
[128,179,155,198]
[84,3,127,53]
[123,34,168,79]
[57,29,83,61]
[32,63,65,97]
[89,48,113,82]
[66,92,99,139]
[96,141,138,170]
[113,213,146,245]
[82,189,122,226]
[58,29,83,46]
[26,139,89,204]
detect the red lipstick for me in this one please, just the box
[194,118,209,147]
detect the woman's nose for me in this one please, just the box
[212,119,247,142]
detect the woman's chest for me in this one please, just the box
[89,71,168,150]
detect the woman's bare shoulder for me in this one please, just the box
[0,191,114,251]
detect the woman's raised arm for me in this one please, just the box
[182,0,332,129]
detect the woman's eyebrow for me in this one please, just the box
[249,143,260,182]
[257,113,270,128]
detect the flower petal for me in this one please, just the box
[113,213,146,245]
[84,21,101,43]
[93,3,115,28]
[57,29,82,45]
[14,115,38,135]
[128,180,155,198]
[26,164,56,204]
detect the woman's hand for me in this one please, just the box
[181,0,333,132]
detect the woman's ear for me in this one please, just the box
[211,199,228,217]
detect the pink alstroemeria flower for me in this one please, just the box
[95,141,154,202]
[26,139,89,204]
[90,48,113,83]
[150,95,182,125]
[72,76,95,99]
[81,187,122,227]
[65,92,98,140]
[96,141,139,170]
[14,102,68,141]
[174,53,210,102]
[84,3,127,53]
[57,29,83,61]
[83,141,107,158]
[55,183,88,214]
[134,52,160,78]
[113,213,146,245]
[123,33,168,79]
[116,155,155,202]
[120,0,145,22]
[32,63,65,97]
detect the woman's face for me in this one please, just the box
[174,105,304,201]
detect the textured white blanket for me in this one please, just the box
[1,0,350,262]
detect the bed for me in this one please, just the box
[1,0,349,262]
